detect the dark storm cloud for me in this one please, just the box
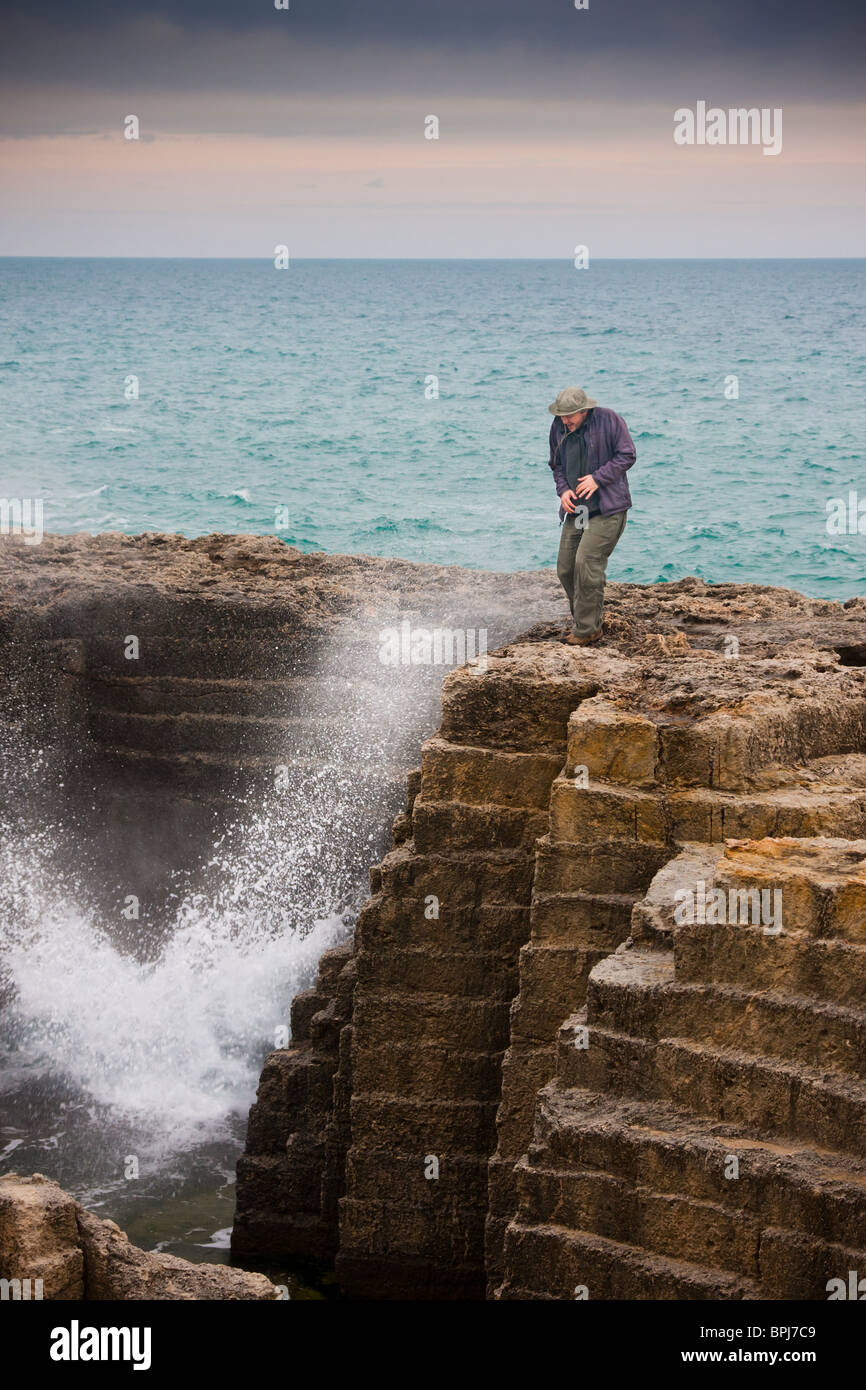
[1,0,864,142]
[4,0,866,74]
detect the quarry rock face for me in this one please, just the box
[235,575,866,1299]
[0,533,560,925]
[502,833,866,1300]
[3,534,866,1299]
[0,1175,276,1300]
[0,532,560,1290]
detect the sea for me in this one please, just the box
[1,257,865,597]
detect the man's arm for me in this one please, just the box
[548,419,569,495]
[590,412,636,486]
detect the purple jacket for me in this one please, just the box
[548,406,636,520]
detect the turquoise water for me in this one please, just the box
[1,258,864,596]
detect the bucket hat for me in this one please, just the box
[548,387,598,416]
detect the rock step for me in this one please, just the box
[549,777,866,849]
[496,1221,760,1300]
[675,919,866,1010]
[532,833,671,897]
[566,693,866,793]
[438,671,596,759]
[412,798,550,854]
[345,1148,490,1207]
[79,632,487,688]
[357,894,531,956]
[356,946,519,1000]
[96,744,408,794]
[88,707,419,758]
[511,1162,866,1299]
[347,1092,500,1151]
[530,1084,866,1253]
[352,990,512,1050]
[588,948,866,1081]
[508,941,624,1049]
[664,781,866,844]
[85,671,396,718]
[420,737,565,812]
[373,846,537,921]
[81,634,330,679]
[339,1192,490,1262]
[514,1156,764,1279]
[560,1014,866,1156]
[352,1040,506,1102]
[514,1101,866,1292]
[529,889,638,947]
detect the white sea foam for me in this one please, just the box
[2,881,343,1135]
[0,621,418,1168]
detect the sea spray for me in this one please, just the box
[0,615,426,1201]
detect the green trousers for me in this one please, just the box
[556,509,627,638]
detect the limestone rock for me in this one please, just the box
[0,1174,84,1299]
[75,1208,277,1301]
[642,630,694,657]
[0,1175,277,1301]
[5,535,866,1299]
[495,834,866,1298]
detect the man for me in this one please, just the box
[547,387,636,647]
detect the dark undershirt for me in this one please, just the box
[564,418,600,518]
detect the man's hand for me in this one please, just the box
[560,488,577,513]
[574,474,599,499]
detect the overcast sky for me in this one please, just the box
[1,0,864,256]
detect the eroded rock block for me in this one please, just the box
[0,1174,276,1301]
[0,1174,84,1300]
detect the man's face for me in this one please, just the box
[560,410,588,431]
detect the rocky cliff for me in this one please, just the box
[3,535,866,1300]
[235,578,866,1298]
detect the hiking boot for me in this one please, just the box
[561,626,603,647]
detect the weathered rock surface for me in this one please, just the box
[232,573,866,1298]
[0,1173,84,1299]
[500,834,866,1300]
[5,534,866,1299]
[0,1175,276,1300]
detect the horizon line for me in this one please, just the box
[0,254,863,262]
